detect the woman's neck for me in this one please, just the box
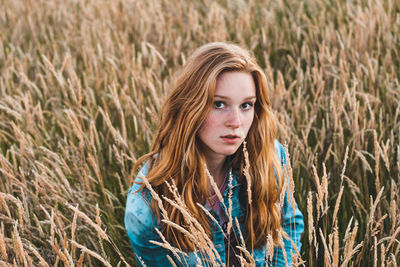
[205,156,228,187]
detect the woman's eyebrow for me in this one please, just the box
[214,95,256,100]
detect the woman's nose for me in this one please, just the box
[225,108,241,128]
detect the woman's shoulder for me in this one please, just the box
[129,161,150,192]
[125,163,160,241]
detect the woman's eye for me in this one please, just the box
[214,101,225,109]
[241,102,254,110]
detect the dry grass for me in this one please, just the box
[0,0,399,265]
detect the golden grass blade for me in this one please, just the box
[70,241,112,267]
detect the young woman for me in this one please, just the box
[125,42,304,266]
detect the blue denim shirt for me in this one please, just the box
[125,140,304,266]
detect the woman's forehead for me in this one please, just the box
[214,71,256,99]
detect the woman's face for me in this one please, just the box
[198,71,256,161]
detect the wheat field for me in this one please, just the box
[0,0,399,266]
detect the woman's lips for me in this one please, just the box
[220,135,240,144]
